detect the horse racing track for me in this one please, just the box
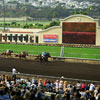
[0,57,100,81]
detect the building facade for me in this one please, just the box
[39,14,100,45]
[0,29,42,44]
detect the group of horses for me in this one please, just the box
[1,50,13,57]
[0,50,51,62]
[1,50,27,59]
[15,52,28,59]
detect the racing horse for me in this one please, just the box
[15,51,28,59]
[42,52,51,62]
[1,50,13,57]
[35,52,51,63]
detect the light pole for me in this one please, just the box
[3,0,5,31]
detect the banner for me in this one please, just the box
[43,34,57,42]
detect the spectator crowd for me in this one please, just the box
[0,74,100,100]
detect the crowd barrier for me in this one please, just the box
[0,42,100,48]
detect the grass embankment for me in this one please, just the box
[0,44,100,59]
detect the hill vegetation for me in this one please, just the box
[0,0,100,20]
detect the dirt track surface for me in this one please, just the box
[0,57,100,81]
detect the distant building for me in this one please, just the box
[6,3,17,9]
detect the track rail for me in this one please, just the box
[0,71,100,83]
[1,52,100,64]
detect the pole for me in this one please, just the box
[3,0,5,31]
[26,8,28,26]
[60,46,64,57]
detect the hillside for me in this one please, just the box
[0,0,100,19]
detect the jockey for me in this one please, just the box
[42,52,47,57]
[6,49,10,53]
[21,51,25,55]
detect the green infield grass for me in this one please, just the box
[0,44,60,56]
[64,47,100,59]
[0,44,100,59]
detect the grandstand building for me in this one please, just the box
[0,14,100,45]
[0,29,42,44]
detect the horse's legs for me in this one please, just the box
[23,55,26,59]
[45,57,49,63]
[6,53,8,57]
[40,57,43,63]
[19,56,21,59]
[8,53,11,57]
[25,56,26,59]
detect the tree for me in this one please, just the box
[44,21,60,29]
[86,6,94,15]
[11,21,17,26]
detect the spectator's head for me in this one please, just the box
[80,96,85,100]
[51,94,55,100]
[29,93,35,99]
[0,90,4,95]
[44,96,49,100]
[0,84,6,95]
[56,80,59,83]
[11,90,16,97]
[15,89,21,96]
[64,81,67,84]
[24,92,31,99]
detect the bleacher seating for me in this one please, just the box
[0,74,100,100]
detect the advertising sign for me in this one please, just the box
[43,34,57,42]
